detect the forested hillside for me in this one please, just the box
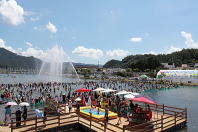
[0,48,41,69]
[104,49,198,71]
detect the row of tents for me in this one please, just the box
[74,87,156,105]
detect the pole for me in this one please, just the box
[161,115,163,131]
[35,116,37,132]
[174,112,177,130]
[162,104,164,115]
[11,120,13,132]
[104,120,107,132]
[58,113,60,126]
[123,125,125,132]
[78,110,80,123]
[185,108,187,121]
[90,113,92,129]
[185,108,187,126]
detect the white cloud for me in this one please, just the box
[46,22,57,33]
[26,42,33,47]
[0,38,16,52]
[181,31,198,48]
[21,47,46,59]
[72,46,103,59]
[129,37,142,43]
[0,38,45,59]
[145,51,157,55]
[0,0,25,26]
[165,46,182,54]
[106,49,129,57]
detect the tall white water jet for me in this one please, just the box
[39,45,80,81]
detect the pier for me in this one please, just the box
[1,103,187,132]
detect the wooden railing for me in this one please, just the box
[10,104,187,132]
[10,111,78,132]
[123,104,187,132]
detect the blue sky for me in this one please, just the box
[0,0,198,64]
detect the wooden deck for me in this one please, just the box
[0,104,187,132]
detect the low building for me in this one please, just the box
[194,63,198,68]
[105,68,126,74]
[161,63,175,69]
[181,64,188,69]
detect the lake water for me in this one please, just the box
[0,74,197,131]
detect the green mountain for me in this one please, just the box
[0,48,42,70]
[104,49,198,71]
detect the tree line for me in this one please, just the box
[103,49,198,72]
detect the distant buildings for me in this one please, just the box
[104,68,126,74]
[181,64,188,69]
[161,63,198,70]
[161,63,175,69]
[194,63,198,69]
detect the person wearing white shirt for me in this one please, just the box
[68,100,72,113]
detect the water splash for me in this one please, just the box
[39,45,80,81]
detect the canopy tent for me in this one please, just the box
[115,90,132,95]
[124,94,135,99]
[130,97,156,105]
[102,89,117,93]
[75,88,92,93]
[93,87,106,92]
[130,92,141,96]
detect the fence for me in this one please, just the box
[123,103,187,132]
[10,104,187,132]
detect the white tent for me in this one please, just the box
[102,89,117,93]
[93,87,106,92]
[115,90,132,95]
[75,97,81,101]
[124,94,135,99]
[130,92,140,96]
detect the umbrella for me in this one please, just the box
[131,92,141,96]
[130,97,156,105]
[75,97,81,101]
[102,89,117,93]
[75,88,92,93]
[93,87,106,92]
[5,101,17,106]
[19,102,29,106]
[124,94,135,99]
[115,90,132,95]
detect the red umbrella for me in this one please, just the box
[75,88,92,93]
[130,97,156,105]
